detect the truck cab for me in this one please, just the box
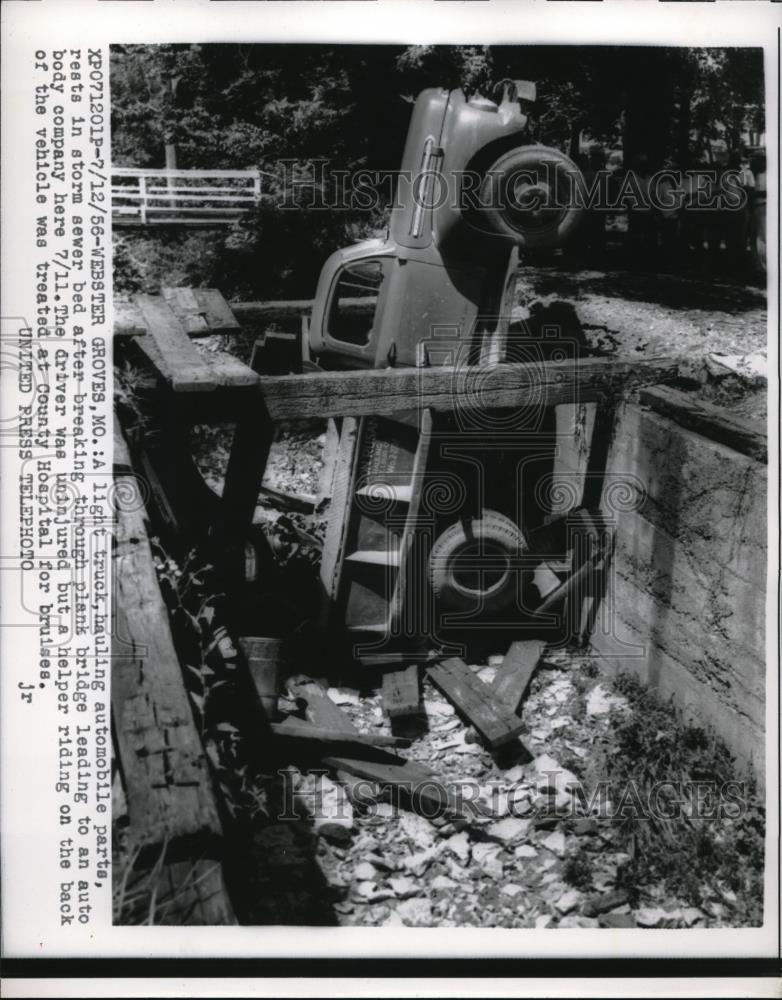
[308,83,582,369]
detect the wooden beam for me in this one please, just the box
[230,298,370,326]
[428,658,527,750]
[322,752,467,817]
[259,357,680,421]
[640,385,767,464]
[220,340,275,531]
[271,720,411,750]
[112,475,223,855]
[382,664,421,719]
[491,640,545,714]
[287,678,473,818]
[134,295,216,392]
[162,287,241,336]
[133,295,259,393]
[287,677,359,733]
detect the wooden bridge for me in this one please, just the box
[112,167,268,226]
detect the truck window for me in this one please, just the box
[327,259,385,346]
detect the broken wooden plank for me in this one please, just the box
[112,474,223,855]
[428,657,527,750]
[286,679,475,817]
[491,640,545,715]
[259,356,680,421]
[532,544,609,618]
[192,288,242,333]
[287,677,359,733]
[325,749,493,820]
[162,286,211,335]
[133,294,259,393]
[133,295,218,392]
[382,664,421,719]
[162,287,241,336]
[271,719,411,750]
[640,384,767,464]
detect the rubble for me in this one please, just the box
[554,889,582,915]
[488,817,531,843]
[396,897,434,926]
[243,643,757,929]
[582,889,629,917]
[471,843,505,879]
[539,831,567,857]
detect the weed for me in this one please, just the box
[598,671,765,923]
[563,852,594,890]
[114,359,156,441]
[581,657,599,678]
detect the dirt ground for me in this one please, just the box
[515,264,768,422]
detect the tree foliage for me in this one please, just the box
[111,43,764,297]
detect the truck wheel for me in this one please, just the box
[478,145,584,249]
[428,510,527,612]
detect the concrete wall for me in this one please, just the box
[577,402,768,785]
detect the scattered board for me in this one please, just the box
[428,657,527,750]
[382,664,421,719]
[271,719,411,750]
[491,640,545,715]
[288,678,472,818]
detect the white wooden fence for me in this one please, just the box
[112,168,268,226]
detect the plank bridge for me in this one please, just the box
[112,167,269,226]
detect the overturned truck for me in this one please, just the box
[304,83,591,658]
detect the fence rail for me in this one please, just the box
[112,167,268,226]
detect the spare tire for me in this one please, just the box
[428,509,527,613]
[477,145,584,249]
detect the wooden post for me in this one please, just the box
[220,339,276,534]
[165,74,179,212]
[139,174,147,225]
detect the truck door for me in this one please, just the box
[322,257,388,366]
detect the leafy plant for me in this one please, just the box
[599,671,764,923]
[563,851,594,890]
